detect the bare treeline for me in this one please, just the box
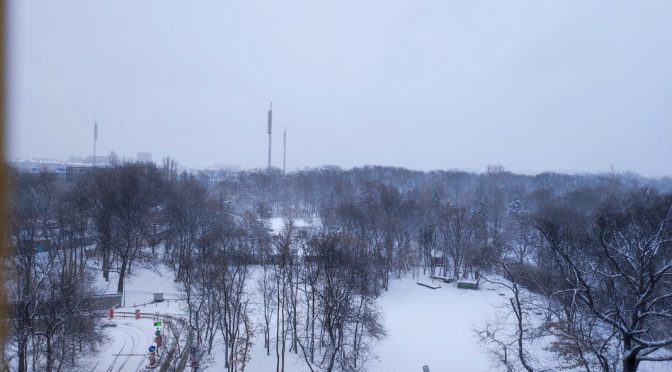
[4,161,671,372]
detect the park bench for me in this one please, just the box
[417,281,441,289]
[431,275,455,283]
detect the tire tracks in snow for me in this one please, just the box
[126,322,153,371]
[114,324,137,372]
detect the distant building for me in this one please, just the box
[11,159,67,175]
[137,151,152,163]
[71,151,119,167]
[81,156,107,165]
[212,164,241,174]
[187,164,241,185]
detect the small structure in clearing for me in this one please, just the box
[457,280,478,290]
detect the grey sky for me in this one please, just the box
[8,0,672,176]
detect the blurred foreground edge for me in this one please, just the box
[1,0,8,364]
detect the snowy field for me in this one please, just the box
[269,216,322,233]
[88,264,672,372]
[89,264,510,371]
[368,277,504,372]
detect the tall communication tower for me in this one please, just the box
[267,102,272,171]
[93,119,98,168]
[283,127,287,175]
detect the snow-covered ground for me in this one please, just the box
[87,266,184,372]
[269,216,322,234]
[89,263,510,371]
[245,275,514,372]
[370,277,503,372]
[95,263,182,309]
[93,317,161,372]
[88,264,672,372]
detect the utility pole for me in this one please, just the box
[93,119,98,168]
[282,126,288,215]
[283,127,286,175]
[267,103,272,171]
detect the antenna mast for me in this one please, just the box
[93,119,98,168]
[267,102,272,171]
[283,127,287,175]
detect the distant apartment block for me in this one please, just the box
[137,151,152,163]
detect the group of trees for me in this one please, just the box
[161,174,386,372]
[5,162,165,371]
[480,188,672,372]
[165,179,254,371]
[7,172,102,371]
[4,161,671,372]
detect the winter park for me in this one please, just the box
[4,1,672,372]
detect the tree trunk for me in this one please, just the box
[102,245,110,281]
[276,274,281,372]
[622,353,639,372]
[117,256,128,293]
[453,255,459,279]
[17,340,27,372]
[310,288,315,363]
[46,337,53,372]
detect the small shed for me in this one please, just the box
[457,281,479,290]
[153,292,164,302]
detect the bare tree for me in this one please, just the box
[439,202,482,279]
[163,174,208,281]
[533,189,672,372]
[297,232,385,372]
[478,263,544,372]
[7,171,102,372]
[97,163,162,294]
[8,171,57,372]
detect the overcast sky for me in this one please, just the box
[7,1,672,176]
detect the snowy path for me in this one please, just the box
[115,322,152,372]
[95,318,157,372]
